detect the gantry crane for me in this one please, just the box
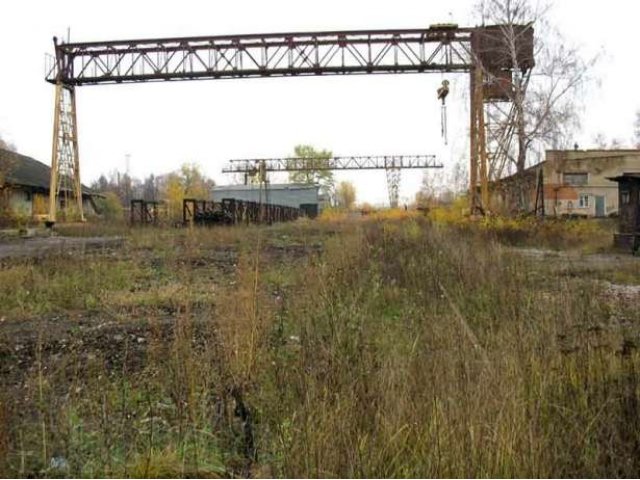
[222,155,442,208]
[45,24,534,221]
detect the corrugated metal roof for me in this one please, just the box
[213,183,319,209]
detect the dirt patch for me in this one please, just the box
[0,314,217,392]
[602,281,640,300]
[264,242,322,262]
[0,235,321,393]
[0,236,124,260]
[512,247,636,269]
[510,247,640,281]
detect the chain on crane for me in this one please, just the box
[437,79,450,145]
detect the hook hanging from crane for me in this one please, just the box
[437,79,450,145]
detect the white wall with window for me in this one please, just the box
[578,194,590,208]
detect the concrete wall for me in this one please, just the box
[212,184,319,210]
[5,186,95,220]
[542,150,640,217]
[491,167,540,214]
[9,189,33,217]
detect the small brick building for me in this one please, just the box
[492,149,640,217]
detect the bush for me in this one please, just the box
[94,192,124,222]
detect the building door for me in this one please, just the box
[595,195,605,217]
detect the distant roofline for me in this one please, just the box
[495,149,640,184]
[492,161,544,185]
[607,172,640,182]
[547,149,640,153]
[0,147,97,195]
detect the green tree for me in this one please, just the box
[180,163,214,199]
[288,145,335,199]
[95,192,123,222]
[163,172,184,220]
[159,163,215,220]
[335,181,356,210]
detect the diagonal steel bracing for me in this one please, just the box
[49,83,83,222]
[46,27,473,85]
[222,155,442,173]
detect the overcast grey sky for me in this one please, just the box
[1,0,639,205]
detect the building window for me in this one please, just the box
[563,172,588,186]
[621,191,630,205]
[579,194,590,208]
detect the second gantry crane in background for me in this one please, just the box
[222,155,443,208]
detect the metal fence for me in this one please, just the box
[182,198,302,226]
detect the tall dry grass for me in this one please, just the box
[0,217,638,477]
[254,218,640,477]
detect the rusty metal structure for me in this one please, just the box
[45,24,534,220]
[182,198,301,226]
[49,83,83,221]
[130,199,165,226]
[224,155,440,172]
[223,154,442,208]
[183,199,231,225]
[471,25,535,212]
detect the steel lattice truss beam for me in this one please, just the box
[46,27,473,85]
[222,155,442,173]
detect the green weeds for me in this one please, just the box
[1,218,639,477]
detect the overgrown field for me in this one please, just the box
[1,216,639,477]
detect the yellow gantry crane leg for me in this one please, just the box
[469,63,490,215]
[48,82,62,223]
[48,81,84,223]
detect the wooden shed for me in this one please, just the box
[608,173,640,252]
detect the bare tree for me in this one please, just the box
[593,131,635,150]
[0,134,17,216]
[0,133,16,153]
[609,138,625,149]
[593,132,608,149]
[634,110,640,149]
[449,160,469,195]
[476,0,596,178]
[142,174,158,201]
[415,169,445,207]
[0,133,17,184]
[335,181,356,210]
